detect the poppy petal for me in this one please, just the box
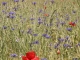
[22,56,29,60]
[26,51,36,59]
[31,56,39,60]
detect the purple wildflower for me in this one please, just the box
[10,15,15,19]
[3,26,7,29]
[63,44,71,48]
[2,2,7,6]
[42,34,51,39]
[50,0,54,4]
[10,53,18,57]
[14,0,19,2]
[54,42,60,49]
[66,27,72,31]
[72,58,78,60]
[60,21,65,26]
[41,58,47,60]
[9,12,15,15]
[38,17,42,24]
[33,34,38,36]
[72,10,76,13]
[32,2,36,5]
[65,14,70,20]
[58,38,64,42]
[65,36,69,40]
[31,40,39,44]
[30,18,34,20]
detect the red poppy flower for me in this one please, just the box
[69,22,76,26]
[22,56,29,60]
[22,51,39,60]
[26,51,36,59]
[31,56,39,60]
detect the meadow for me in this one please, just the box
[0,0,80,60]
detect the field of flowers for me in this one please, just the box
[0,0,80,60]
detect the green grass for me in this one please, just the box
[0,0,80,60]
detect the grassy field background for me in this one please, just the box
[0,0,80,60]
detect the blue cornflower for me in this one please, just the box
[58,38,64,42]
[72,10,76,13]
[41,58,47,60]
[9,12,15,15]
[30,18,34,20]
[32,2,36,5]
[65,14,70,20]
[33,34,38,36]
[66,27,72,31]
[63,44,71,48]
[54,42,60,49]
[3,26,7,29]
[10,53,18,57]
[14,0,19,2]
[10,15,15,19]
[2,2,7,6]
[60,21,65,26]
[42,34,51,39]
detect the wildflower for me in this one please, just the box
[58,38,64,42]
[11,28,15,30]
[30,18,34,20]
[3,26,7,29]
[60,21,65,26]
[22,51,39,60]
[69,22,76,26]
[42,34,51,39]
[72,10,76,13]
[10,15,15,19]
[63,44,71,48]
[13,7,18,11]
[38,17,42,24]
[32,2,36,5]
[66,27,72,31]
[10,53,18,57]
[41,58,47,60]
[57,49,60,54]
[50,0,54,4]
[65,14,70,20]
[9,11,15,15]
[14,0,19,2]
[31,40,39,44]
[2,2,7,6]
[54,42,60,49]
[72,58,78,60]
[33,34,38,36]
